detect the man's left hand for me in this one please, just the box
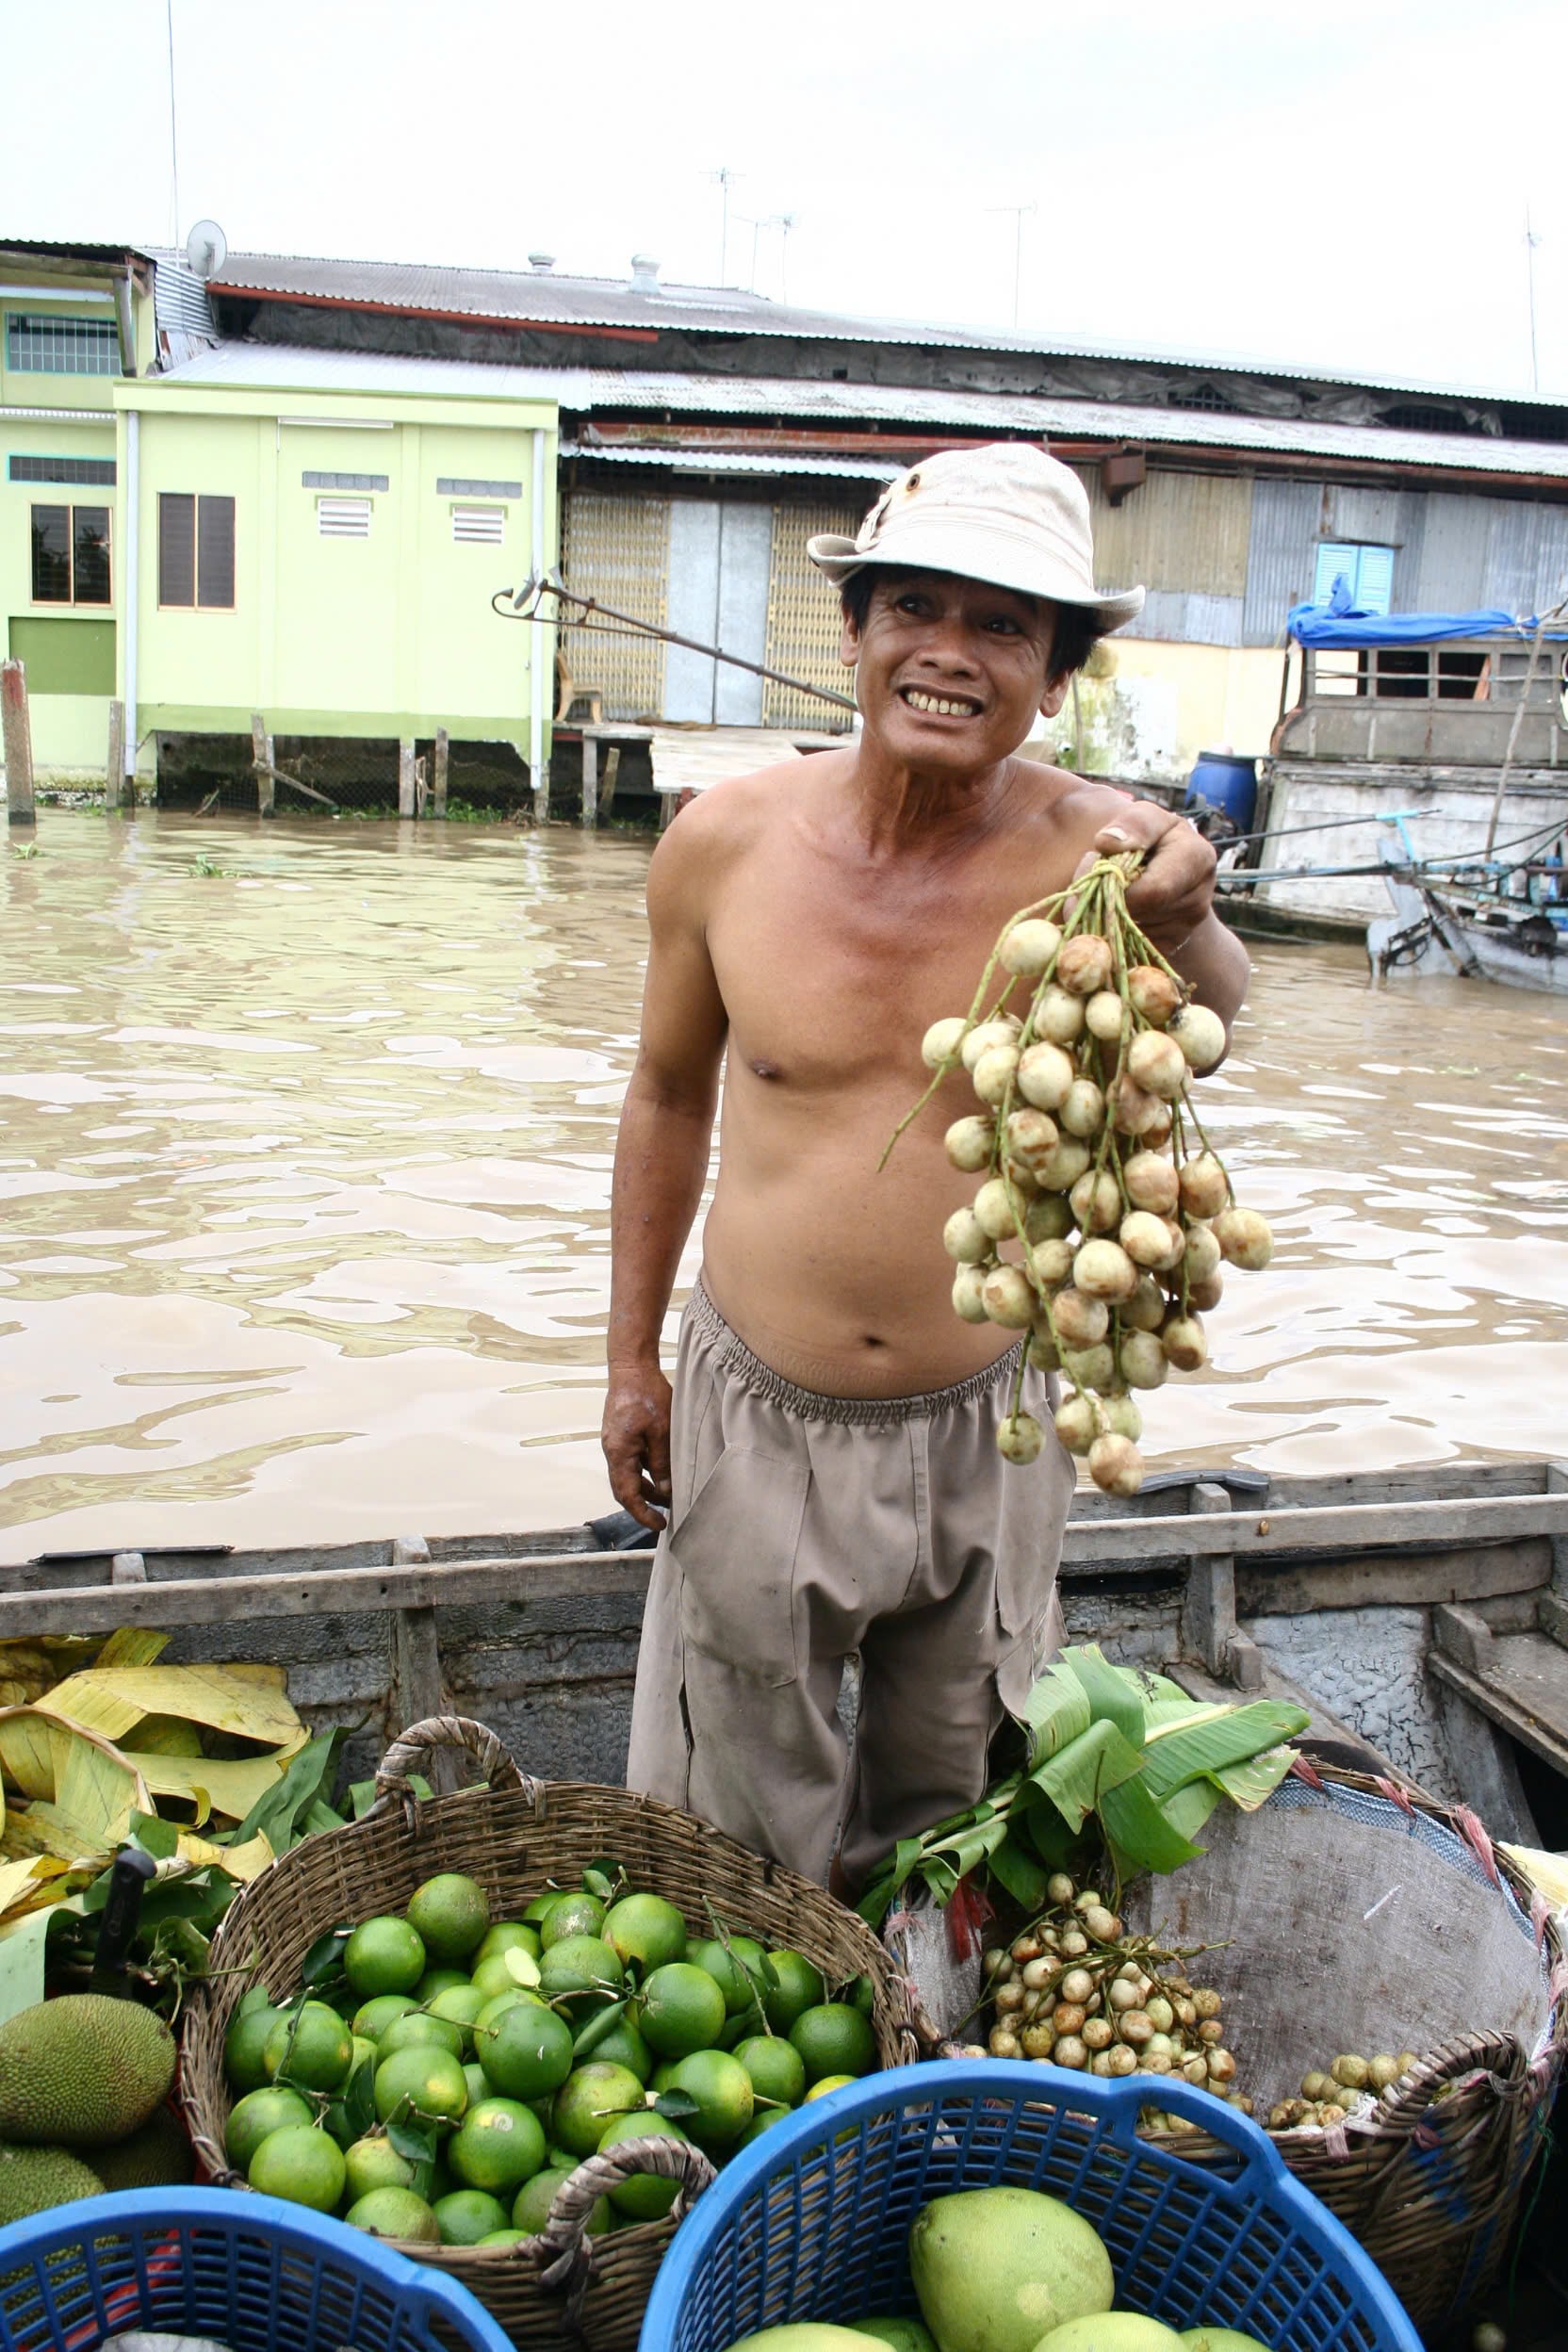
[1073,802,1217,956]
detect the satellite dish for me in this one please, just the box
[186,220,227,280]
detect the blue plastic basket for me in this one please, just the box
[0,2187,514,2352]
[641,2063,1423,2352]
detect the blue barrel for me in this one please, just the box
[1184,749,1257,831]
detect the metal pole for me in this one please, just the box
[1484,614,1550,856]
[529,429,548,823]
[122,410,139,799]
[508,582,855,712]
[1526,205,1542,395]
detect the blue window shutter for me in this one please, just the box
[1355,545,1395,615]
[1313,542,1358,604]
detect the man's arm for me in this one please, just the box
[1070,792,1250,1047]
[601,814,729,1529]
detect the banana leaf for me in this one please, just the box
[1137,1701,1310,1803]
[1016,1663,1092,1769]
[988,1831,1050,1912]
[1161,1778,1221,1842]
[1060,1646,1146,1747]
[38,1663,304,1752]
[1211,1743,1298,1811]
[1099,1775,1205,1874]
[92,1631,170,1671]
[124,1750,290,1825]
[1026,1718,1145,1834]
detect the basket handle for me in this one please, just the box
[1106,2069,1290,2192]
[371,1716,543,1821]
[534,2133,717,2297]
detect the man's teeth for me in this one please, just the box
[905,689,978,716]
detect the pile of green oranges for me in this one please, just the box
[220,1867,879,2248]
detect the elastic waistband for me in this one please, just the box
[687,1280,1022,1427]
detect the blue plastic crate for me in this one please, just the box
[0,2187,514,2352]
[642,2063,1422,2352]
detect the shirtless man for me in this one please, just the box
[602,444,1250,1891]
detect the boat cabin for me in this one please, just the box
[1276,633,1566,767]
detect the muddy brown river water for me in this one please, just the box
[1,810,1565,1560]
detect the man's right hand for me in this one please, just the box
[602,1363,674,1531]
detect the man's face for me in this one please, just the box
[840,568,1072,772]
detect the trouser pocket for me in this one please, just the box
[673,1445,808,1690]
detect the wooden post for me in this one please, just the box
[398,739,416,819]
[1,661,36,828]
[581,732,598,829]
[251,713,275,817]
[601,744,621,823]
[106,699,126,810]
[433,727,449,819]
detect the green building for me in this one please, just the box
[1,239,558,800]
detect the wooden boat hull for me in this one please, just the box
[1369,873,1568,991]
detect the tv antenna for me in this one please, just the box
[186,219,227,280]
[710,165,741,285]
[1526,203,1543,393]
[986,201,1037,332]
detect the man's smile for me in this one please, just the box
[899,686,984,717]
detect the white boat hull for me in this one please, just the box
[1368,874,1568,992]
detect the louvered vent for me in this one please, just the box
[318,496,372,538]
[451,504,505,545]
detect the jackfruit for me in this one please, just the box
[90,2103,192,2192]
[0,1996,175,2147]
[0,2141,104,2225]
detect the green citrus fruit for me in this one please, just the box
[604,1891,688,1972]
[740,2108,792,2144]
[344,1916,427,1999]
[416,1968,470,2002]
[463,2062,489,2107]
[513,2165,613,2237]
[470,1953,529,2001]
[804,2073,858,2100]
[553,2062,646,2159]
[448,2098,547,2196]
[478,2230,530,2247]
[540,1890,607,1949]
[345,2186,440,2244]
[378,2010,465,2063]
[735,2035,807,2109]
[237,1984,274,2014]
[343,2134,417,2203]
[477,2001,576,2100]
[264,2002,354,2094]
[225,2085,313,2172]
[595,2110,690,2220]
[668,2048,754,2148]
[474,1921,543,1969]
[649,2060,679,2094]
[579,2017,653,2084]
[690,1935,768,2019]
[522,1892,563,1924]
[475,1990,534,2036]
[763,1949,826,2034]
[428,1983,487,2052]
[433,2189,510,2246]
[373,2044,470,2129]
[789,2003,875,2084]
[636,1963,727,2058]
[406,1873,491,1965]
[224,2001,283,2094]
[538,1935,623,2017]
[249,2123,347,2212]
[350,1993,419,2043]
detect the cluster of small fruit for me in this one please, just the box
[975,1880,1249,2116]
[220,1867,880,2248]
[1267,2051,1421,2132]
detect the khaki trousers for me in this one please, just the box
[625,1282,1071,1888]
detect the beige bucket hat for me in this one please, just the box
[808,441,1144,631]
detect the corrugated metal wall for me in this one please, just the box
[763,498,862,727]
[1075,465,1252,645]
[1241,479,1320,644]
[560,489,670,720]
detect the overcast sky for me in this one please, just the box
[5,0,1567,399]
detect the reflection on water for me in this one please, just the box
[1,812,1565,1556]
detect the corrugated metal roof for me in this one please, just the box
[203,249,1566,411]
[559,440,900,482]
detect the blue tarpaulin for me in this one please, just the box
[1287,572,1565,647]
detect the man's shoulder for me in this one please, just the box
[655,747,848,858]
[1010,757,1136,838]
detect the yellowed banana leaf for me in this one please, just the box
[93,1630,170,1671]
[216,1662,289,1691]
[1502,1844,1568,1909]
[125,1749,289,1824]
[0,1710,153,1862]
[0,1712,60,1802]
[0,1855,75,1921]
[176,1828,275,1883]
[0,1682,40,1712]
[37,1664,304,1752]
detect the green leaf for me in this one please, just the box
[1212,1742,1298,1811]
[1061,1645,1147,1747]
[572,1999,629,2059]
[582,1867,615,1903]
[1027,1719,1146,1834]
[300,1800,347,1838]
[387,2118,438,2165]
[504,1947,541,1988]
[0,1906,65,2027]
[653,2090,701,2122]
[1099,1776,1205,1874]
[988,1832,1048,1913]
[1138,1702,1309,1803]
[1015,1663,1092,1770]
[1161,1779,1220,1842]
[230,1730,345,1854]
[344,2060,376,2142]
[925,1814,1013,1884]
[348,1779,378,1821]
[302,1925,352,1986]
[126,1810,179,1860]
[887,1836,924,1896]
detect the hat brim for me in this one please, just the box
[808,531,1144,633]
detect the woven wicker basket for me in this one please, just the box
[181,1717,918,2352]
